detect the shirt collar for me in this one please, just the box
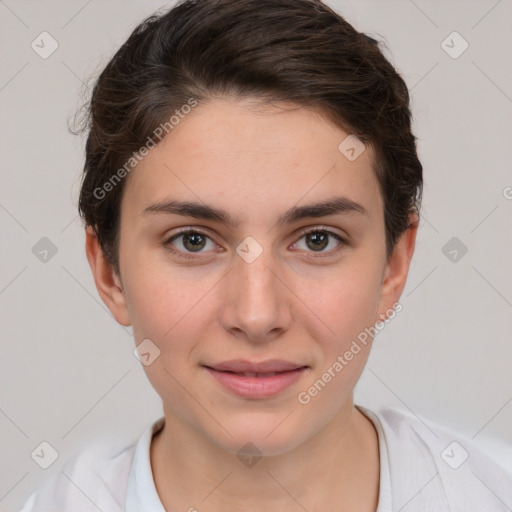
[124,416,166,512]
[356,404,393,512]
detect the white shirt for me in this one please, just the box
[20,405,512,511]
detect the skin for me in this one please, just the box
[86,97,417,511]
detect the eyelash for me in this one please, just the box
[164,226,347,260]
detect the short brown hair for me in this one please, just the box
[77,0,423,274]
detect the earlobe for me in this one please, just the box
[85,227,131,326]
[378,214,418,316]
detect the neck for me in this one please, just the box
[151,400,380,512]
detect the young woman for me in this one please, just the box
[21,0,512,510]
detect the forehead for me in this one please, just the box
[121,97,382,224]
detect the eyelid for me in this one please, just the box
[164,224,348,261]
[166,225,347,242]
[289,224,348,256]
[294,224,348,243]
[165,226,218,244]
[164,227,221,260]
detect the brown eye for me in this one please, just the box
[165,229,217,258]
[292,228,346,255]
[305,231,329,251]
[181,232,207,252]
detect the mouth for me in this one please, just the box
[205,359,307,373]
[214,371,286,377]
[202,359,309,399]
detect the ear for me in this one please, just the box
[376,214,418,320]
[85,226,131,326]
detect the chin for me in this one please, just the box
[205,414,313,458]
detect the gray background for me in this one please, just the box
[1,0,511,510]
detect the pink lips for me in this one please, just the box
[203,359,308,399]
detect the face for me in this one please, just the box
[87,97,415,457]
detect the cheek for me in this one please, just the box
[296,272,380,413]
[124,267,211,410]
[299,257,383,342]
[293,254,383,393]
[122,252,226,401]
[126,268,209,344]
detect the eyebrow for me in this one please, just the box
[142,197,367,227]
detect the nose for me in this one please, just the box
[220,245,292,344]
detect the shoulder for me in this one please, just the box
[358,405,512,511]
[19,430,139,512]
